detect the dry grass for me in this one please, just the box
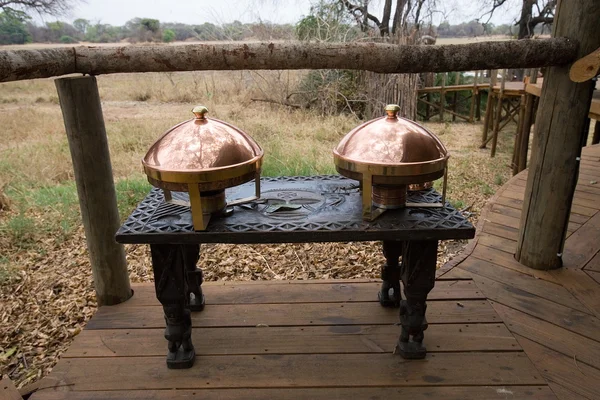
[0,68,517,388]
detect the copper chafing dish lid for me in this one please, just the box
[334,104,448,170]
[143,106,263,187]
[144,106,262,174]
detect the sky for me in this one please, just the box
[33,0,524,27]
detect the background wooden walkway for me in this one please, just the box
[29,145,600,400]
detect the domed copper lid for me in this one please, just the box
[143,106,263,192]
[333,105,448,184]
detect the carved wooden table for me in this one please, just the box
[116,175,475,369]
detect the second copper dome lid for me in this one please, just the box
[334,105,448,180]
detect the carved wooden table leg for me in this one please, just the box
[150,244,196,369]
[395,240,437,359]
[183,244,205,311]
[378,240,404,307]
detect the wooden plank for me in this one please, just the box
[492,302,600,369]
[562,212,600,268]
[86,300,501,330]
[548,384,592,400]
[495,194,524,211]
[469,274,600,342]
[485,211,579,233]
[586,268,600,281]
[492,198,591,225]
[31,386,557,400]
[126,280,485,307]
[63,323,518,358]
[0,376,22,400]
[417,83,489,93]
[515,335,600,400]
[477,233,516,254]
[482,221,519,241]
[503,189,598,215]
[577,165,600,176]
[525,82,542,97]
[510,174,600,200]
[491,203,523,219]
[470,245,561,283]
[459,257,590,313]
[36,353,544,391]
[438,267,473,280]
[549,268,600,318]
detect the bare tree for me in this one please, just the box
[339,0,434,38]
[480,0,556,39]
[334,1,437,119]
[0,0,75,16]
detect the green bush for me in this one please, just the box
[162,29,175,43]
[59,35,78,43]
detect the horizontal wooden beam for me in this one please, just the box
[0,38,577,82]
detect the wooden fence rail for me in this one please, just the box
[0,38,577,82]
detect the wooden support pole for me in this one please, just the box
[490,70,506,157]
[55,76,132,305]
[517,94,536,172]
[593,120,600,145]
[452,72,460,122]
[481,70,496,147]
[469,71,479,122]
[439,73,446,121]
[512,94,527,175]
[418,98,471,121]
[516,0,600,270]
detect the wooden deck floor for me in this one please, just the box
[440,143,600,399]
[30,145,600,400]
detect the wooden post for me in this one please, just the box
[439,73,446,121]
[469,71,479,122]
[452,72,460,122]
[512,93,527,175]
[516,94,536,172]
[480,70,496,147]
[55,76,132,305]
[516,68,539,172]
[516,0,600,270]
[490,69,506,157]
[593,120,600,145]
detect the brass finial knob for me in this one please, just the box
[385,104,400,119]
[192,105,209,120]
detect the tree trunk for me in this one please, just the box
[381,0,392,35]
[518,0,535,39]
[515,0,600,269]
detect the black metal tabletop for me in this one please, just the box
[116,175,475,245]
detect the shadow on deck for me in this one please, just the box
[30,145,600,400]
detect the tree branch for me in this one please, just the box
[339,0,382,32]
[0,0,73,15]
